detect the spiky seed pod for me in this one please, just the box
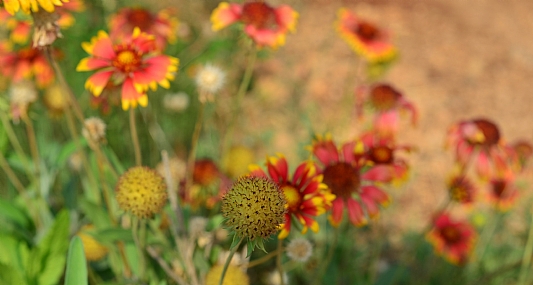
[222,176,286,241]
[115,166,168,219]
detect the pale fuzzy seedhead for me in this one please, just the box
[163,92,190,112]
[195,64,226,101]
[82,117,107,144]
[9,80,38,106]
[285,237,313,263]
[156,156,187,183]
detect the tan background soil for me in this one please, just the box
[171,0,533,234]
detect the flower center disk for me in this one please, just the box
[356,21,379,41]
[322,162,360,200]
[241,2,276,29]
[473,119,500,147]
[369,146,393,164]
[113,48,141,73]
[440,226,462,244]
[370,84,401,111]
[127,8,154,30]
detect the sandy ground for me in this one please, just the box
[172,0,533,234]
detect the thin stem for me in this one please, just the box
[247,247,283,268]
[0,150,26,195]
[132,216,147,281]
[45,47,85,124]
[312,226,339,285]
[22,116,40,175]
[147,246,188,285]
[129,108,142,166]
[218,237,244,285]
[222,47,257,154]
[185,102,205,192]
[0,112,33,177]
[277,239,286,285]
[162,151,185,236]
[518,208,533,285]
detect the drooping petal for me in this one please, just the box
[329,198,345,227]
[362,165,393,182]
[346,198,367,226]
[76,57,111,71]
[274,5,298,32]
[85,70,113,96]
[81,31,116,60]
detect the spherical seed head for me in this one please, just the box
[285,237,313,263]
[205,264,249,285]
[163,92,190,112]
[9,80,38,106]
[222,176,287,241]
[115,166,168,219]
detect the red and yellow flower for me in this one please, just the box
[109,7,178,51]
[447,174,476,204]
[356,83,417,139]
[2,0,69,15]
[0,42,54,88]
[360,131,411,184]
[211,1,298,48]
[311,134,392,227]
[487,171,519,211]
[336,8,397,62]
[426,213,476,265]
[76,28,179,110]
[249,154,335,239]
[447,118,516,180]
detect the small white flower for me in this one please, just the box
[285,237,313,263]
[163,92,190,112]
[195,64,226,99]
[82,117,107,144]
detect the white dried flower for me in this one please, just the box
[82,117,107,144]
[285,237,313,263]
[189,216,208,237]
[163,92,190,112]
[68,152,83,172]
[156,156,186,182]
[9,80,37,106]
[195,64,226,101]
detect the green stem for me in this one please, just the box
[312,226,339,285]
[0,149,26,195]
[22,116,40,176]
[277,238,286,285]
[247,247,282,268]
[0,112,33,177]
[222,47,257,154]
[218,237,243,285]
[132,216,147,280]
[185,102,205,193]
[129,108,142,166]
[518,208,533,285]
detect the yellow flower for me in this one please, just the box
[205,265,249,285]
[3,0,69,15]
[115,166,168,219]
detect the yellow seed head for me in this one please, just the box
[115,166,168,219]
[222,176,286,241]
[205,264,249,285]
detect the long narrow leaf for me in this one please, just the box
[64,236,88,285]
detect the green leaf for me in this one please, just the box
[96,228,134,244]
[0,197,33,229]
[64,237,88,285]
[56,140,85,169]
[0,262,27,285]
[79,199,112,228]
[30,210,70,285]
[0,122,8,154]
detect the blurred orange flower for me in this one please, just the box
[427,213,476,265]
[76,28,179,110]
[211,1,298,48]
[336,8,397,62]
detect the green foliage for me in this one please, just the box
[64,236,88,285]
